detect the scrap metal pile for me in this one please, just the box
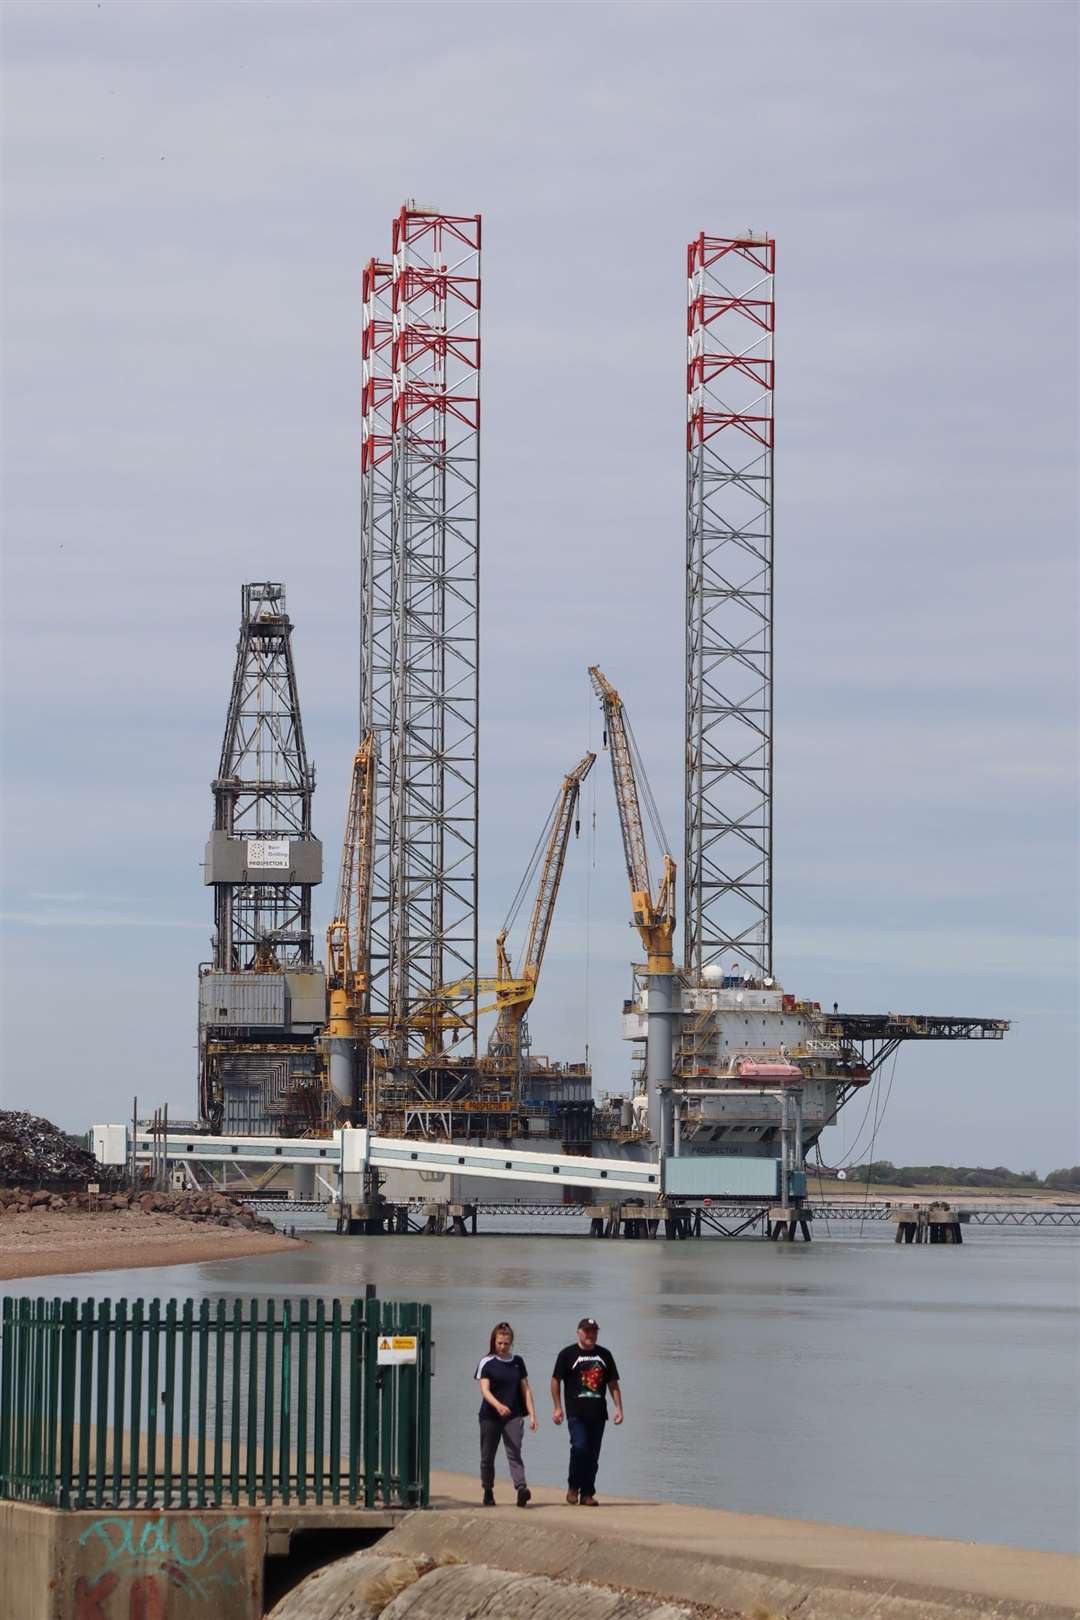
[0,1110,102,1188]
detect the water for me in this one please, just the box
[8,1226,1078,1554]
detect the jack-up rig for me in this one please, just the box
[186,209,1008,1230]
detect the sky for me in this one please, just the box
[1,1,1076,1173]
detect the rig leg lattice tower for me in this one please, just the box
[360,258,396,1033]
[685,233,776,981]
[387,205,482,1062]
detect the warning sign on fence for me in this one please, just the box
[377,1334,418,1366]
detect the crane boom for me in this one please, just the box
[488,750,596,1063]
[588,667,651,902]
[521,750,596,978]
[326,732,377,1039]
[589,665,675,974]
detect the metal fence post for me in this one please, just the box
[76,1297,95,1508]
[363,1293,379,1508]
[262,1299,276,1505]
[417,1303,433,1508]
[313,1299,326,1505]
[44,1299,62,1503]
[58,1298,77,1510]
[347,1299,362,1505]
[111,1299,128,1506]
[0,1299,12,1497]
[162,1298,177,1508]
[329,1299,342,1504]
[296,1298,310,1505]
[128,1299,144,1510]
[179,1298,193,1508]
[279,1299,292,1506]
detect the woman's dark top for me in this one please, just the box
[474,1352,528,1421]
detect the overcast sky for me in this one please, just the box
[1,1,1076,1172]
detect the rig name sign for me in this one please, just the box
[247,838,290,870]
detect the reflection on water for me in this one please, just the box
[8,1227,1078,1553]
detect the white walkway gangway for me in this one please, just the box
[92,1125,661,1200]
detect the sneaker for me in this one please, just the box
[579,1493,598,1506]
[516,1485,532,1508]
[482,1488,495,1506]
[565,1487,579,1504]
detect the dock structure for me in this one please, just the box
[892,1201,964,1244]
[95,1127,1077,1242]
[766,1205,813,1242]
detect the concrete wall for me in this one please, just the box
[0,1501,263,1620]
[267,1550,692,1620]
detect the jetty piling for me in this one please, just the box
[892,1202,964,1244]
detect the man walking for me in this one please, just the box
[551,1316,623,1505]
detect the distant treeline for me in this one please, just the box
[835,1161,1080,1192]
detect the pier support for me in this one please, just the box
[892,1203,963,1245]
[416,1201,478,1235]
[447,1203,478,1236]
[339,1198,397,1235]
[663,1209,696,1240]
[587,1202,664,1238]
[766,1205,812,1242]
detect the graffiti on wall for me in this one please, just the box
[74,1514,248,1617]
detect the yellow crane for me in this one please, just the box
[488,750,596,1065]
[589,666,677,1151]
[588,666,675,972]
[326,732,377,1118]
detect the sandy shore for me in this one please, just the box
[0,1207,303,1281]
[810,1183,1080,1203]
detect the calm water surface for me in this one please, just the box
[10,1226,1079,1554]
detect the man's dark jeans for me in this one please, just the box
[567,1414,606,1496]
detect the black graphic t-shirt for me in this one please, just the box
[475,1352,528,1422]
[552,1344,620,1419]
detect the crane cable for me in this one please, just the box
[584,683,595,1064]
[501,789,561,943]
[623,711,672,872]
[858,1047,899,1236]
[811,1143,832,1238]
[825,1070,883,1171]
[810,1048,900,1238]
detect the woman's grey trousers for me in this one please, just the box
[479,1416,526,1489]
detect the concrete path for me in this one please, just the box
[411,1470,1080,1618]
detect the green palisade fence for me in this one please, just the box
[0,1295,432,1510]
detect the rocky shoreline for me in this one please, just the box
[0,1109,306,1281]
[0,1183,280,1234]
[0,1190,303,1281]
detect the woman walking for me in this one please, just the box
[475,1321,537,1507]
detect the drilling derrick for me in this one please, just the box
[198,583,327,1136]
[685,234,775,981]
